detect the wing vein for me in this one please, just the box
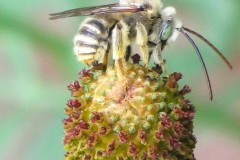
[49,4,145,20]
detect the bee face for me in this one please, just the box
[148,7,180,49]
[159,19,174,50]
[158,7,182,49]
[160,20,173,41]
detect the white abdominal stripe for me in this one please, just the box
[74,46,96,55]
[74,35,99,45]
[74,17,110,61]
[82,24,102,34]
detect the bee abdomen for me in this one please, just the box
[74,17,110,62]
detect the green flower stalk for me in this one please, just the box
[63,57,196,159]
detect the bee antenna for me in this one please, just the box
[176,27,213,100]
[182,27,233,70]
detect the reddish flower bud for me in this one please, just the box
[150,145,158,160]
[90,111,101,123]
[142,152,148,160]
[87,132,96,148]
[106,140,116,157]
[119,131,127,143]
[67,99,81,108]
[139,129,147,144]
[180,85,191,95]
[161,114,172,128]
[97,151,103,157]
[155,128,163,139]
[99,126,107,135]
[84,155,91,160]
[68,80,81,92]
[172,72,183,81]
[79,69,92,79]
[129,142,138,159]
[78,120,89,130]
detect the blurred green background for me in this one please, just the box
[0,0,239,159]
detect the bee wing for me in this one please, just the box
[49,3,145,20]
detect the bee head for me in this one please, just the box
[159,7,182,50]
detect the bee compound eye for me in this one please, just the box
[160,21,173,41]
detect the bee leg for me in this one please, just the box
[99,48,108,66]
[112,21,129,80]
[106,45,114,69]
[153,45,170,76]
[91,61,106,72]
[136,22,149,67]
[125,45,132,62]
[160,59,169,76]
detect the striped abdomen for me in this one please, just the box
[74,17,111,65]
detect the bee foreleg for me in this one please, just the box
[112,21,130,79]
[98,48,108,66]
[153,45,169,76]
[136,22,149,67]
[125,45,132,62]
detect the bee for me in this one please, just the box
[50,0,232,100]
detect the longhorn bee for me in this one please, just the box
[50,0,232,100]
